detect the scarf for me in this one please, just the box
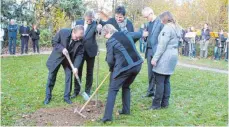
[118,19,128,31]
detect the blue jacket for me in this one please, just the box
[201,28,210,41]
[106,31,143,78]
[145,17,164,58]
[8,24,18,38]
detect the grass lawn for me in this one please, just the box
[1,52,228,126]
[178,55,228,70]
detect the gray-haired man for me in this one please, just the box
[71,10,102,98]
[44,25,85,105]
[142,7,164,97]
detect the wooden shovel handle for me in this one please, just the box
[65,53,80,80]
[79,72,110,112]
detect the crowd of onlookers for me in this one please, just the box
[0,19,40,55]
[139,23,229,62]
[1,19,228,63]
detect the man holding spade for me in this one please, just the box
[44,25,85,105]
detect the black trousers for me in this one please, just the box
[21,36,29,54]
[152,72,171,108]
[102,64,142,121]
[32,39,39,53]
[146,48,155,94]
[45,59,72,100]
[73,51,95,95]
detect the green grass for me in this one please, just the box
[178,55,228,70]
[1,52,228,126]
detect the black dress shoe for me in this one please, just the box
[64,99,72,104]
[118,110,130,115]
[44,98,51,105]
[70,93,78,99]
[148,106,161,110]
[161,105,169,109]
[143,92,154,97]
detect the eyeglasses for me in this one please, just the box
[144,13,152,18]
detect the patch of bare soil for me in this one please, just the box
[16,100,104,126]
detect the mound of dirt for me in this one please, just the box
[17,100,104,126]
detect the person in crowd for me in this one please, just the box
[189,26,196,58]
[30,24,40,53]
[19,21,30,54]
[8,19,18,55]
[200,23,210,58]
[71,10,102,98]
[0,25,4,54]
[139,23,147,53]
[141,7,164,97]
[100,24,148,123]
[139,37,146,53]
[183,28,190,56]
[224,33,229,62]
[44,25,84,105]
[180,29,186,56]
[150,11,181,110]
[214,29,226,60]
[99,5,134,32]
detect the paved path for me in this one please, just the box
[1,51,52,57]
[177,62,228,74]
[1,49,228,74]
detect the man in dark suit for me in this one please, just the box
[100,24,148,123]
[8,19,18,55]
[44,25,84,105]
[71,10,102,98]
[19,21,30,54]
[141,7,164,97]
[99,6,134,32]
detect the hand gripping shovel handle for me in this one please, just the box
[65,53,89,101]
[65,53,81,83]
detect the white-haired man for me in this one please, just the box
[100,24,148,123]
[71,10,103,98]
[8,19,18,55]
[142,7,164,97]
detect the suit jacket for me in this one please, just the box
[19,25,30,38]
[106,31,143,78]
[8,24,18,38]
[100,18,134,32]
[75,20,98,57]
[46,28,84,72]
[145,17,164,58]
